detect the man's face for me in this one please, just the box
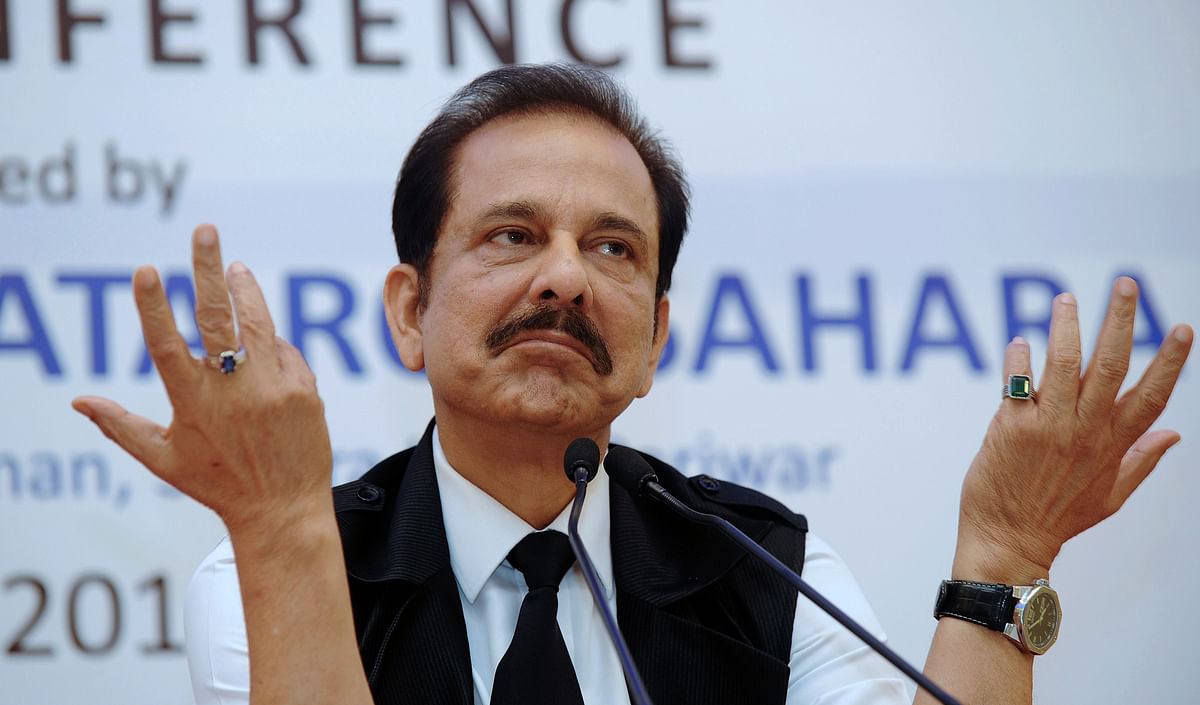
[389,110,670,437]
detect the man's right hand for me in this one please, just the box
[71,224,334,534]
[71,226,374,705]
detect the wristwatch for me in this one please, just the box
[933,579,1061,655]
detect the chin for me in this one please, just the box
[497,378,619,433]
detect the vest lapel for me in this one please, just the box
[339,424,473,705]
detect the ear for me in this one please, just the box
[636,295,670,398]
[383,264,425,372]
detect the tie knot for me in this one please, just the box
[506,530,576,590]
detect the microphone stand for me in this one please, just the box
[640,480,963,705]
[565,453,655,705]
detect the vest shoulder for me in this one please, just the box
[635,449,808,533]
[331,446,415,515]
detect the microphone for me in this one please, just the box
[605,446,963,705]
[565,437,600,482]
[562,438,654,705]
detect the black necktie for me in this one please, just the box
[490,530,585,705]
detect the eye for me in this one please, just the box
[490,229,530,246]
[596,241,629,258]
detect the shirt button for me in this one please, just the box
[696,475,721,492]
[356,484,381,503]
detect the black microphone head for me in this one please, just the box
[604,446,658,496]
[564,437,600,483]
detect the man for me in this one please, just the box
[73,64,1192,705]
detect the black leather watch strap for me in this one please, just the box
[934,580,1018,631]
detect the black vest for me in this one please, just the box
[332,422,808,705]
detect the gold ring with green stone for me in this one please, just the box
[1005,374,1035,400]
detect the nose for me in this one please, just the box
[528,233,593,309]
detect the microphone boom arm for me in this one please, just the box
[568,467,656,705]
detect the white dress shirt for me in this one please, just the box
[185,430,910,705]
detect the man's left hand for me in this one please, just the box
[955,276,1192,581]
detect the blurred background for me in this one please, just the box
[2,1,1197,703]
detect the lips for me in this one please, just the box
[505,330,595,362]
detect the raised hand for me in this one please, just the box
[71,224,333,533]
[956,277,1193,579]
[72,226,372,705]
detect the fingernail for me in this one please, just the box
[1012,336,1027,346]
[1117,277,1137,297]
[1059,292,1076,305]
[1175,326,1193,343]
[230,261,248,275]
[196,228,216,246]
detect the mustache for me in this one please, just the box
[485,304,614,376]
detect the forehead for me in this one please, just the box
[444,110,659,239]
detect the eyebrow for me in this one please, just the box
[481,200,546,222]
[590,212,648,244]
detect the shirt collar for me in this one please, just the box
[432,426,615,604]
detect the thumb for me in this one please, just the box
[1108,429,1181,511]
[72,396,171,478]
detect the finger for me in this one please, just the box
[1106,429,1181,513]
[192,225,239,355]
[72,396,172,477]
[227,261,278,364]
[999,336,1036,412]
[1037,292,1082,418]
[1114,324,1194,445]
[133,266,200,399]
[1077,277,1137,425]
[276,336,317,388]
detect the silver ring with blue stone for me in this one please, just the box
[1004,374,1035,400]
[205,348,246,375]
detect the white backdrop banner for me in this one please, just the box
[2,2,1198,704]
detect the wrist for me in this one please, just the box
[226,493,339,561]
[952,527,1053,585]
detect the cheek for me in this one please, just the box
[421,273,519,362]
[602,302,658,365]
[425,270,492,327]
[425,306,484,359]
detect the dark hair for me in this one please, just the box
[391,63,690,302]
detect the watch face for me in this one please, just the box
[1021,588,1060,653]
